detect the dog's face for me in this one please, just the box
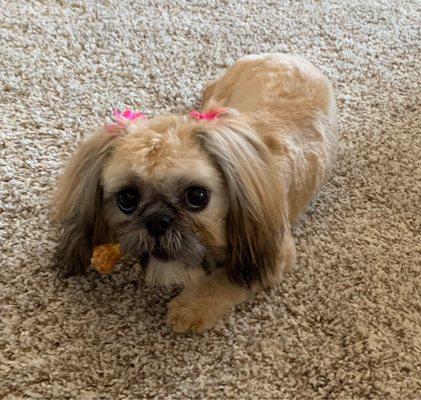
[101,118,229,284]
[54,110,286,286]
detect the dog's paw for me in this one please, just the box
[167,292,221,334]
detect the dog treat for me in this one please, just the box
[91,243,122,274]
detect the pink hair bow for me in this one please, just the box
[113,109,146,123]
[105,108,146,135]
[189,109,225,121]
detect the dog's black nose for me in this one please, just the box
[144,214,172,237]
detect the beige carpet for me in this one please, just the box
[1,1,420,398]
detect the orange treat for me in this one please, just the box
[91,243,122,274]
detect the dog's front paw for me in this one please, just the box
[167,292,222,334]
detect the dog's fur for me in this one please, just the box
[54,54,338,333]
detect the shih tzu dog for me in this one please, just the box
[54,53,338,333]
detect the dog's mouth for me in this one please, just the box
[149,236,179,262]
[151,248,174,262]
[139,246,175,265]
[124,229,208,269]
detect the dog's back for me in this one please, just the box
[203,53,338,222]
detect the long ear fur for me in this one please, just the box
[53,130,119,276]
[197,110,287,286]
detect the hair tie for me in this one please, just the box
[104,108,146,135]
[189,109,225,121]
[113,109,146,123]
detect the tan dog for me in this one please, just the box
[54,53,338,333]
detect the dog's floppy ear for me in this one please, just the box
[197,110,287,286]
[53,129,119,276]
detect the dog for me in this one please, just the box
[54,53,338,333]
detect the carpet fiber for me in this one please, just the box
[1,1,420,398]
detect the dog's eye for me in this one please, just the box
[116,187,140,214]
[184,186,209,210]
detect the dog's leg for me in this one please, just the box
[167,268,250,333]
[167,231,296,333]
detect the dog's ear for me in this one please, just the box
[197,110,287,286]
[202,79,218,105]
[53,129,119,276]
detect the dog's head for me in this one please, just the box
[54,109,286,286]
